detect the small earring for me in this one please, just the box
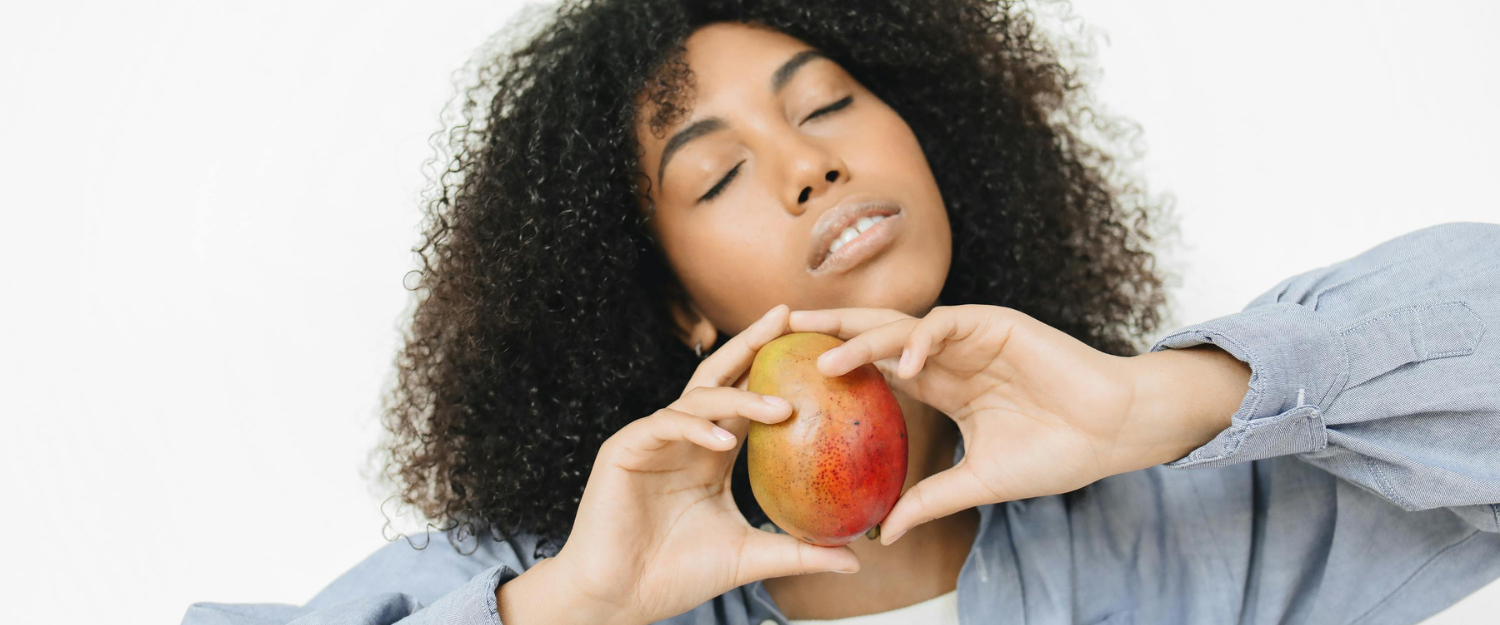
[695,340,703,359]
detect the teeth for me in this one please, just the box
[828,228,857,256]
[826,214,891,258]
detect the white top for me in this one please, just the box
[781,588,960,625]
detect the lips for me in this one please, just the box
[807,198,904,271]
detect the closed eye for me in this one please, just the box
[698,161,743,204]
[697,96,852,205]
[804,95,853,123]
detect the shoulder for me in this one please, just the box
[1346,221,1500,275]
[1248,221,1499,312]
[181,529,548,625]
[301,526,544,612]
[1377,221,1499,250]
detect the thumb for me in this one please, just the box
[735,528,861,583]
[878,462,992,546]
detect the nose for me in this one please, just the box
[784,144,847,215]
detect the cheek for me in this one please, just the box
[663,212,805,325]
[852,112,930,177]
[677,210,791,268]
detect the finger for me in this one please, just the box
[878,463,1001,546]
[814,317,920,377]
[735,527,861,583]
[669,386,794,439]
[614,409,740,456]
[897,309,959,379]
[686,304,790,391]
[787,307,914,340]
[899,305,1008,379]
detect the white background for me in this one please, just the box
[1,1,1495,623]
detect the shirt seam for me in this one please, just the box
[1313,305,1351,409]
[1363,456,1418,511]
[1336,301,1483,358]
[1347,529,1483,625]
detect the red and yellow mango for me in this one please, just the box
[746,332,908,546]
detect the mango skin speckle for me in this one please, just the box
[746,332,908,546]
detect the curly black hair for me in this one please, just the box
[377,0,1176,554]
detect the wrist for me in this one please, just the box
[1124,344,1250,469]
[497,555,634,625]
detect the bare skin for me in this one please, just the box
[634,21,953,340]
[632,21,971,619]
[495,18,1251,625]
[494,303,1249,625]
[625,20,1247,622]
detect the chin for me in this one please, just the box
[845,262,947,316]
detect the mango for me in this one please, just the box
[746,332,908,546]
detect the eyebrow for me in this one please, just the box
[655,49,829,189]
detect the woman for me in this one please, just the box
[182,1,1500,623]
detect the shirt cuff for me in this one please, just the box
[1149,302,1349,468]
[416,563,522,625]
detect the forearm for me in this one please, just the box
[1124,344,1249,470]
[497,556,631,625]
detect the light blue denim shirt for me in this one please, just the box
[183,222,1500,625]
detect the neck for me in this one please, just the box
[762,392,980,620]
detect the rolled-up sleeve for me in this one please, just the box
[182,531,535,625]
[1150,221,1500,531]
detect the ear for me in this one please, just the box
[667,295,719,353]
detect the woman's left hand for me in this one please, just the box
[788,304,1248,545]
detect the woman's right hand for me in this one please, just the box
[540,303,862,625]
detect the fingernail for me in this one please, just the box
[711,426,734,441]
[818,349,840,369]
[834,568,857,574]
[883,528,907,545]
[898,349,910,375]
[762,395,790,408]
[761,305,782,321]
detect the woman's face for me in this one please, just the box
[635,21,952,340]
